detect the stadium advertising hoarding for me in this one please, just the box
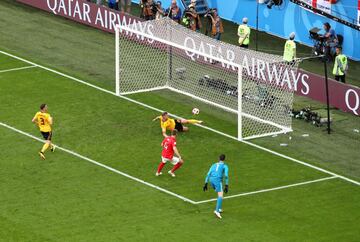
[358,0,360,26]
[17,0,143,33]
[17,0,360,116]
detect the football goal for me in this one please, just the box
[115,18,300,140]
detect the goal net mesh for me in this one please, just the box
[116,18,300,140]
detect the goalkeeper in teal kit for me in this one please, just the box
[203,154,229,219]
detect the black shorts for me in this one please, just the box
[174,120,184,132]
[41,131,52,141]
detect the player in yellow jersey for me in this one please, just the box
[32,104,55,160]
[152,112,203,137]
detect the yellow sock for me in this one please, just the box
[41,143,50,153]
[188,119,201,124]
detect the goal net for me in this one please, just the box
[115,18,300,140]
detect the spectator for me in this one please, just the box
[143,0,155,20]
[237,17,250,48]
[333,46,348,83]
[283,32,296,62]
[167,0,182,24]
[154,1,165,19]
[120,0,131,13]
[208,9,223,40]
[107,0,119,10]
[321,22,338,60]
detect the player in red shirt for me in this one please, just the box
[156,129,184,177]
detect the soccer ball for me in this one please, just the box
[192,108,200,115]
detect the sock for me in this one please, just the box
[41,143,50,153]
[49,143,54,150]
[157,162,166,173]
[187,119,201,124]
[171,162,183,173]
[216,197,223,212]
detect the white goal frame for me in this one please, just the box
[115,24,292,141]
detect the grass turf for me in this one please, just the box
[0,0,359,241]
[1,55,359,242]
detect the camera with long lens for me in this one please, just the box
[151,1,161,15]
[204,8,216,18]
[263,0,283,9]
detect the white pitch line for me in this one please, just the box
[0,121,196,205]
[195,176,339,204]
[0,65,37,73]
[0,50,359,187]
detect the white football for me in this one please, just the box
[192,108,200,115]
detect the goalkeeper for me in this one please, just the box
[152,112,202,137]
[203,154,229,219]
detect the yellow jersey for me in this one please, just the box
[159,116,176,131]
[33,111,52,132]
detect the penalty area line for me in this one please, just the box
[0,65,37,73]
[195,176,339,204]
[0,121,197,205]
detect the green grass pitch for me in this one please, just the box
[0,49,359,241]
[0,1,359,241]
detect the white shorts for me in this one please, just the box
[161,156,180,165]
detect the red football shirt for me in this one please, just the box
[161,136,176,159]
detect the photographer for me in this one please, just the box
[320,22,338,60]
[166,0,182,24]
[154,1,165,19]
[206,9,223,40]
[183,6,202,32]
[142,0,155,20]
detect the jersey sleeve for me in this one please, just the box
[205,164,214,183]
[224,165,229,185]
[33,112,39,121]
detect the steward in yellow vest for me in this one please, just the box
[333,46,348,83]
[283,32,296,62]
[238,17,250,48]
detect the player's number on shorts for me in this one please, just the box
[40,118,45,125]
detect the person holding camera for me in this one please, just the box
[167,0,182,23]
[142,0,155,20]
[320,22,338,61]
[185,6,202,32]
[207,9,223,40]
[155,1,166,19]
[238,17,250,48]
[333,47,348,83]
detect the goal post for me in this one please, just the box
[238,66,243,141]
[115,18,299,140]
